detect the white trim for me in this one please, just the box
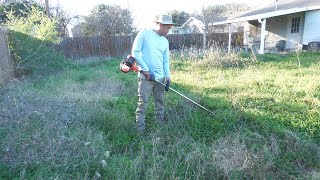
[258,18,267,54]
[209,6,320,26]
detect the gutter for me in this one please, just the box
[209,5,320,26]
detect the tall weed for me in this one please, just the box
[171,46,257,68]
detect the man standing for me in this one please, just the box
[132,15,173,133]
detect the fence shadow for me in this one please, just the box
[169,79,319,144]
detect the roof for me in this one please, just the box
[209,0,320,26]
[182,17,205,28]
[180,17,206,33]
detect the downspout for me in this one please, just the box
[258,18,266,54]
[228,23,232,53]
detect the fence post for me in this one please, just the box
[228,24,232,53]
[0,27,14,87]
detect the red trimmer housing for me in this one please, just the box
[120,55,139,73]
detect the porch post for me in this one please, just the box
[228,23,232,53]
[258,18,266,54]
[203,28,206,49]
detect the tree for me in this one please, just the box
[79,4,133,37]
[51,4,72,37]
[167,9,190,26]
[1,0,72,37]
[193,3,250,23]
[5,6,60,44]
[5,6,60,71]
[71,18,85,37]
[192,3,251,33]
[0,0,44,24]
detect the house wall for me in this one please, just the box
[265,12,307,50]
[285,12,305,50]
[303,10,320,45]
[245,12,308,52]
[244,21,278,52]
[265,15,288,49]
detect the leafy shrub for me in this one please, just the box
[0,1,45,24]
[4,6,64,75]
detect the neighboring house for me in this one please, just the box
[168,17,205,34]
[182,17,205,34]
[166,17,206,49]
[209,0,320,54]
[169,27,192,35]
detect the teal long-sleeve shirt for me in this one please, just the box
[132,29,171,80]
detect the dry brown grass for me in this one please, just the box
[0,69,124,178]
[210,134,251,176]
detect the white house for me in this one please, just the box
[209,0,320,54]
[168,17,205,35]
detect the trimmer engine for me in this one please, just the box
[120,55,139,73]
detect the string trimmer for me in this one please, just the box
[120,55,215,115]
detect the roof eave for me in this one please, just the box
[209,5,320,26]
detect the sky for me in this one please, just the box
[39,0,269,30]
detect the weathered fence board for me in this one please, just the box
[0,27,13,86]
[57,35,133,58]
[57,32,243,58]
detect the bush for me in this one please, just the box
[4,6,64,75]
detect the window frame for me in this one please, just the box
[290,17,300,33]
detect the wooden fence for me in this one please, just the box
[0,27,13,87]
[57,32,243,58]
[167,32,243,49]
[57,35,133,58]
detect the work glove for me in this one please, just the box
[165,78,171,91]
[165,80,170,91]
[166,77,171,84]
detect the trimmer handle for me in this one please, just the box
[140,70,155,81]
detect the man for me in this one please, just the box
[132,14,173,133]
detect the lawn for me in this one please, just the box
[0,51,319,179]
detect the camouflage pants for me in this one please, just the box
[136,77,165,132]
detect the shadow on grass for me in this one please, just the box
[163,80,320,176]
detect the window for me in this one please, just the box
[291,17,300,33]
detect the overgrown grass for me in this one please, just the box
[0,51,319,179]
